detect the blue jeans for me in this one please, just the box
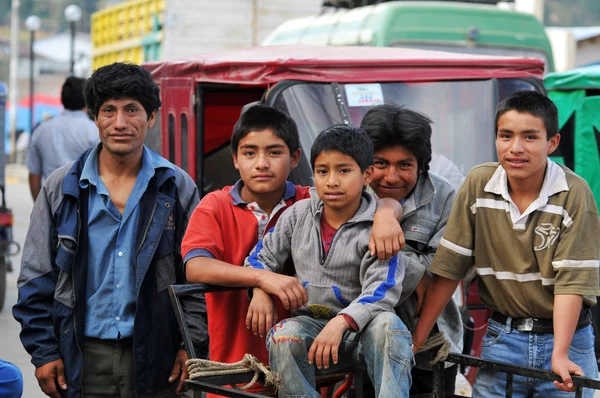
[266,312,412,398]
[473,318,597,398]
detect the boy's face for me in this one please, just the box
[95,97,155,157]
[496,110,560,189]
[370,146,419,202]
[232,128,300,198]
[313,150,373,213]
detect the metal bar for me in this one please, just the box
[29,30,34,134]
[446,353,600,390]
[195,84,204,197]
[431,361,444,398]
[185,380,268,398]
[171,283,243,297]
[505,373,513,398]
[168,285,197,359]
[69,21,75,75]
[354,371,363,398]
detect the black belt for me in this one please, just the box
[490,309,591,334]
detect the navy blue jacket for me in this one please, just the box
[13,146,206,397]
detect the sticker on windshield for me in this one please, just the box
[345,84,384,107]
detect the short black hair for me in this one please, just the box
[83,62,161,120]
[310,124,373,172]
[61,76,87,110]
[231,105,300,154]
[495,91,559,139]
[360,104,432,173]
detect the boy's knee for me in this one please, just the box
[266,320,308,354]
[369,311,408,332]
[364,313,413,365]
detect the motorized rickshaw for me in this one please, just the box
[142,46,600,396]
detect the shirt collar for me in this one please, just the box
[229,180,297,206]
[484,159,569,201]
[79,143,172,189]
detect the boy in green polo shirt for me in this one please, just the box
[412,90,600,397]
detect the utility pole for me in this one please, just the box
[9,0,21,163]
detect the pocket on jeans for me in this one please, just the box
[481,321,504,347]
[569,325,595,354]
[387,329,412,367]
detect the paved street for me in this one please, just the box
[1,164,45,397]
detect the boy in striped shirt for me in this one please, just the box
[412,91,600,397]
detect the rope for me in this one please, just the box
[186,353,282,391]
[419,331,452,366]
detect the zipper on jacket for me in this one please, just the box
[317,224,343,265]
[132,201,157,398]
[136,202,157,258]
[72,208,84,393]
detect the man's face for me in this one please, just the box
[496,110,560,189]
[369,146,419,202]
[313,150,372,213]
[232,128,299,198]
[95,98,154,157]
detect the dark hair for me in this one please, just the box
[310,124,373,172]
[61,76,87,110]
[360,104,432,173]
[495,91,559,139]
[83,62,161,120]
[231,105,300,154]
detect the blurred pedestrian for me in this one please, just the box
[25,76,98,200]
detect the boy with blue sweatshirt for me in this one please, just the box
[245,125,411,398]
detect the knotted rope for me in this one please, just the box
[186,353,282,390]
[420,331,452,366]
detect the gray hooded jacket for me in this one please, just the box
[245,188,405,332]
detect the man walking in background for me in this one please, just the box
[26,76,98,200]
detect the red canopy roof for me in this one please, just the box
[144,45,544,85]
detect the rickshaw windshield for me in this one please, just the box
[273,79,537,182]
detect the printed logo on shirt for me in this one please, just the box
[165,212,175,230]
[411,226,431,235]
[308,304,332,319]
[533,223,560,251]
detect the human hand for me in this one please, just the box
[369,209,405,260]
[552,353,583,392]
[169,349,189,393]
[35,358,67,398]
[246,288,278,337]
[414,273,432,318]
[257,272,307,311]
[308,316,349,369]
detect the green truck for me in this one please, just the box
[263,1,555,72]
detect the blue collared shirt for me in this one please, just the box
[79,144,173,339]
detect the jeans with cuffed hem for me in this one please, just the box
[266,312,412,398]
[473,318,597,398]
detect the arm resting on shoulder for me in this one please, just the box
[370,198,405,260]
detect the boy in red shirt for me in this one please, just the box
[182,105,403,371]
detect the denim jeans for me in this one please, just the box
[266,312,412,398]
[473,318,597,398]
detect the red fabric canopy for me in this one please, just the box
[144,45,545,85]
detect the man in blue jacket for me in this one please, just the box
[13,62,205,398]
